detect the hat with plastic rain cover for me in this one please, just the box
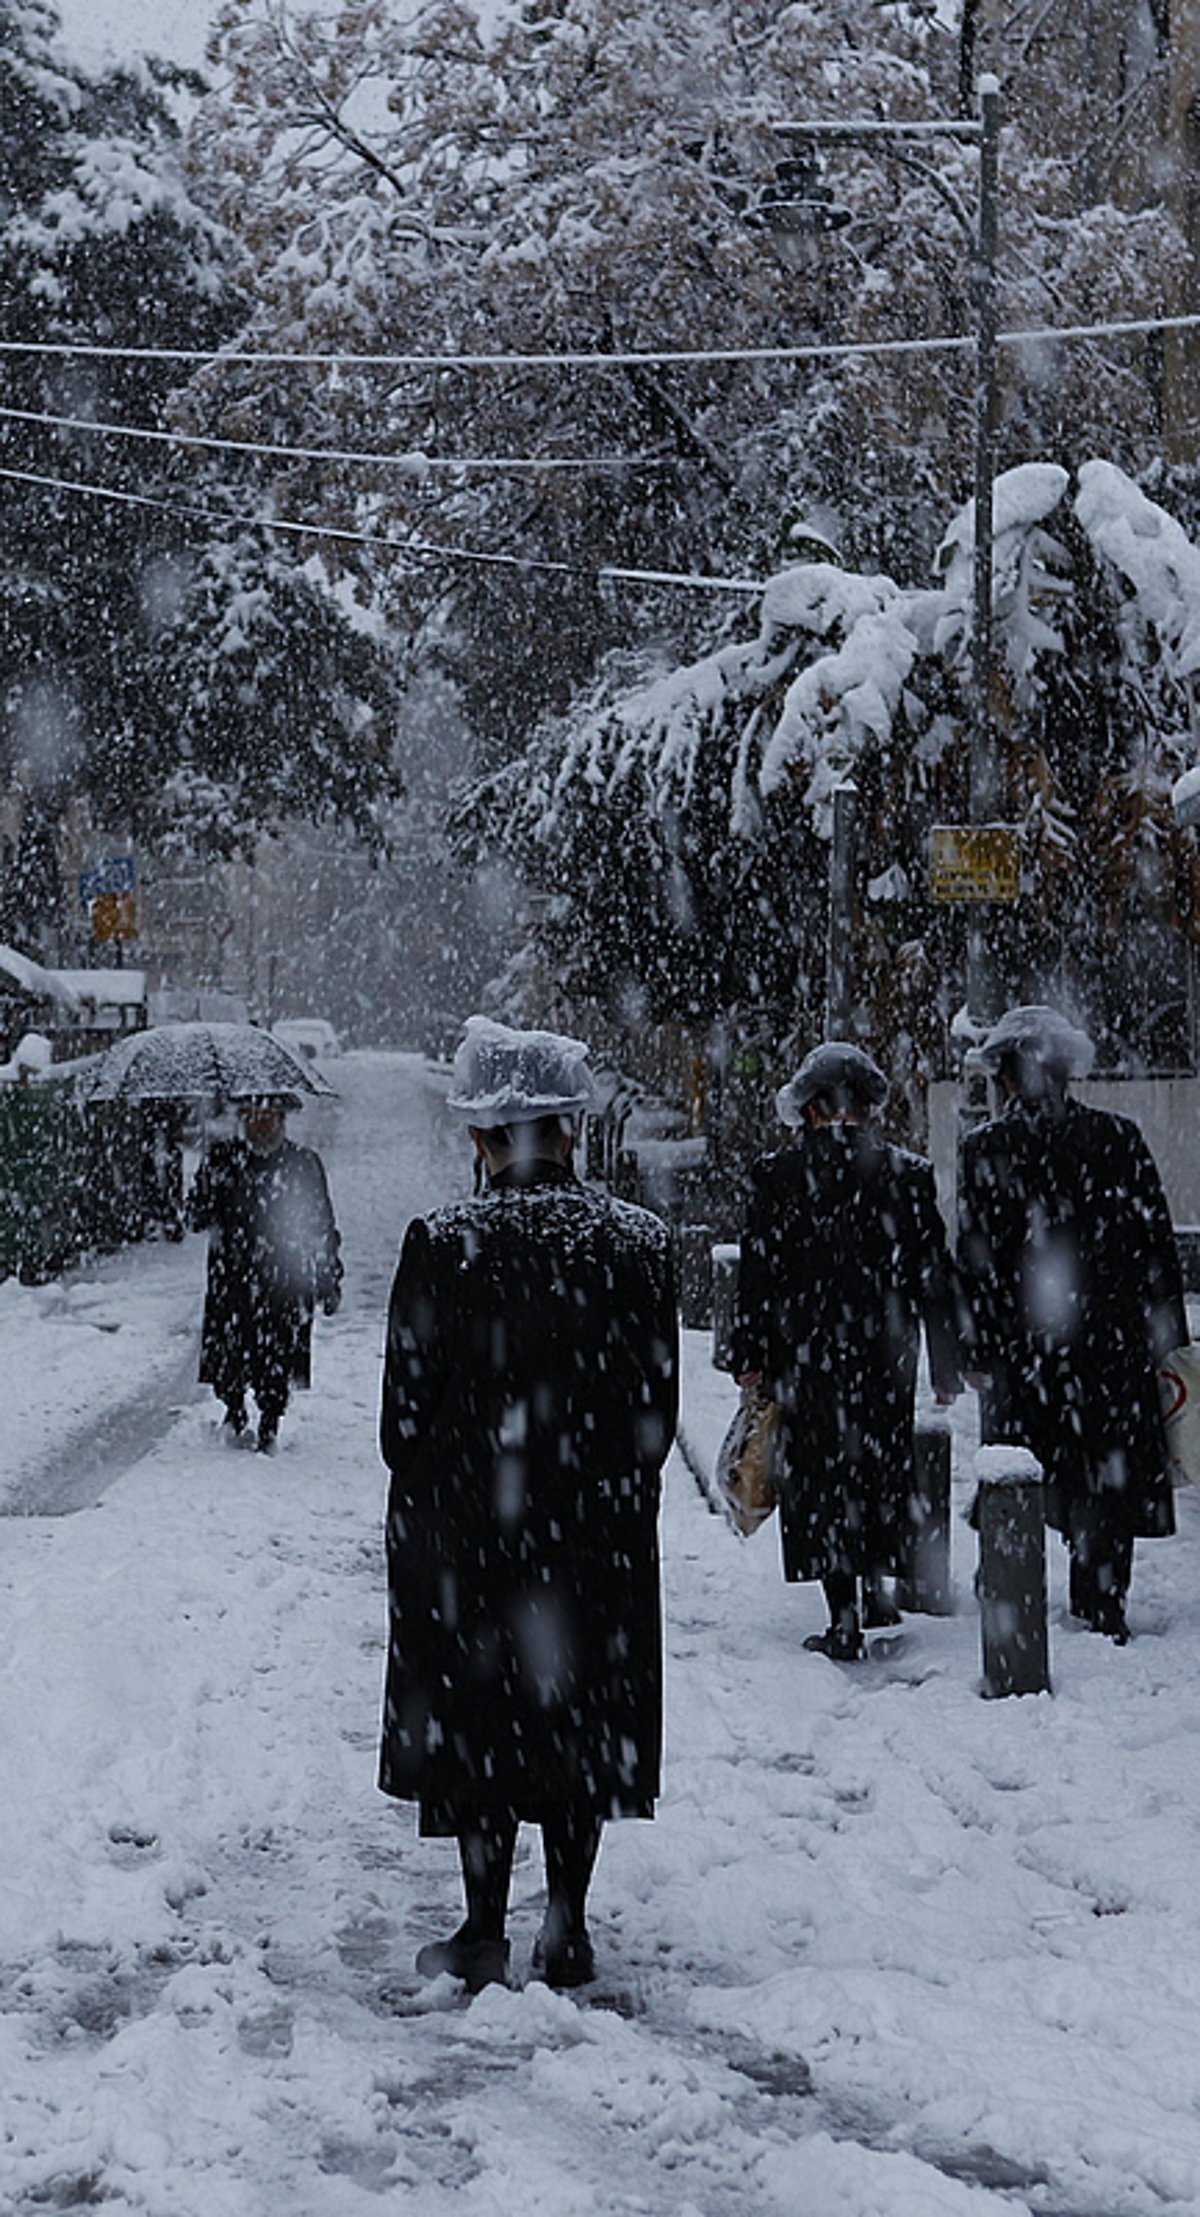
[966,1004,1095,1080]
[775,1041,888,1127]
[230,1090,302,1112]
[446,1016,599,1127]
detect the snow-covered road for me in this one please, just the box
[3,1052,1200,2217]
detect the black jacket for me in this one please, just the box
[957,1095,1186,1535]
[188,1137,341,1406]
[378,1161,678,1827]
[734,1126,964,1584]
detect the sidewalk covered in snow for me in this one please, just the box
[3,1052,1200,2217]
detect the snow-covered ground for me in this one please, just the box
[4,1050,1200,2216]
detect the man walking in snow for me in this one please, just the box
[378,1018,678,1993]
[733,1041,964,1661]
[957,1006,1186,1644]
[187,1092,342,1452]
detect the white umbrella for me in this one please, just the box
[82,1022,336,1105]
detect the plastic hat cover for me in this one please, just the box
[231,1091,302,1112]
[446,1016,599,1126]
[775,1040,888,1127]
[967,1004,1095,1079]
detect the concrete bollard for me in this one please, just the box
[897,1421,954,1616]
[711,1243,739,1373]
[973,1444,1050,1699]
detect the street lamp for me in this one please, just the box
[826,778,858,1038]
[764,77,1003,1026]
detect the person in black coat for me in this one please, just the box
[957,1005,1186,1643]
[379,1019,678,1994]
[733,1042,964,1661]
[187,1093,342,1452]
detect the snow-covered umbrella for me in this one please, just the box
[82,1022,336,1106]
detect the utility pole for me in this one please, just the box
[967,76,1002,1025]
[826,780,858,1037]
[768,79,1005,1032]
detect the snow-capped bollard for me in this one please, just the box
[711,1242,739,1373]
[973,1444,1050,1699]
[898,1421,953,1616]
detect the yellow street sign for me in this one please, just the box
[92,890,138,942]
[929,825,1021,904]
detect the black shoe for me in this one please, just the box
[257,1416,279,1454]
[531,1923,596,1990]
[414,1927,510,1993]
[803,1626,866,1662]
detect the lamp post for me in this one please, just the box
[765,77,1003,1027]
[826,778,858,1037]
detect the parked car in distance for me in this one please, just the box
[271,1018,342,1063]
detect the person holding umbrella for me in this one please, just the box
[187,1091,342,1452]
[378,1018,678,1993]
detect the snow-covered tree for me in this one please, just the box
[0,0,401,944]
[182,0,1182,761]
[462,460,1200,1096]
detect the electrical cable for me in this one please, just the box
[3,298,1175,484]
[0,332,969,370]
[0,306,1193,373]
[0,462,766,595]
[0,401,672,474]
[2,299,1184,601]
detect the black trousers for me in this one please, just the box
[1067,1497,1134,1618]
[454,1804,603,1941]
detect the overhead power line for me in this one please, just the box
[0,462,765,596]
[0,333,966,370]
[0,306,1192,373]
[0,402,672,475]
[2,302,1186,603]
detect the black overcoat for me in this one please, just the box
[957,1096,1186,1537]
[733,1127,964,1584]
[378,1160,678,1832]
[188,1138,342,1408]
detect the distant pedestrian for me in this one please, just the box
[957,1006,1186,1644]
[733,1042,964,1661]
[141,1102,186,1241]
[379,1018,678,1993]
[187,1093,342,1452]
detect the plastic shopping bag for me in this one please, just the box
[715,1391,781,1536]
[1158,1344,1200,1484]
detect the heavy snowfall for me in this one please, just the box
[4,1051,1200,2217]
[10,0,1200,2208]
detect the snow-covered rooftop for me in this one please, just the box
[0,943,81,1011]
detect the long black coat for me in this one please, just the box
[188,1138,342,1410]
[733,1127,964,1584]
[378,1160,678,1832]
[957,1096,1186,1537]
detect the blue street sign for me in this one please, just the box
[78,855,136,912]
